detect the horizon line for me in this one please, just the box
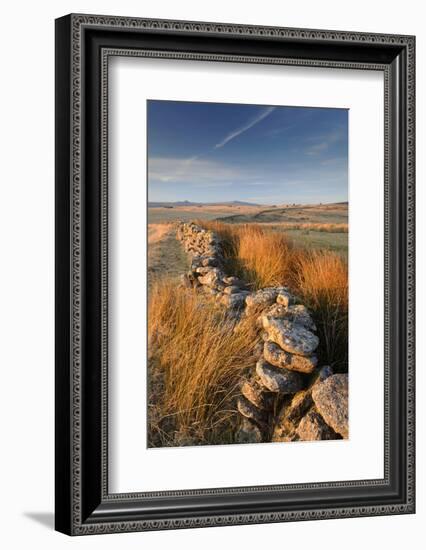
[148,199,348,206]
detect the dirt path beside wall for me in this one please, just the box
[148,224,189,288]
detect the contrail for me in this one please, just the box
[214,106,276,149]
[173,106,276,180]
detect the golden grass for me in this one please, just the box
[199,220,349,370]
[293,250,348,369]
[236,225,293,288]
[148,279,260,446]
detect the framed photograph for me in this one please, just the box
[55,14,415,535]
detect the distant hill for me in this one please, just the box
[148,200,261,208]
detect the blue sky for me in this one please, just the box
[147,100,348,205]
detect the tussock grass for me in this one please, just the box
[293,250,348,370]
[199,220,349,370]
[236,225,293,288]
[148,280,260,446]
[196,221,293,288]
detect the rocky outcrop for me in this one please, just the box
[175,222,348,444]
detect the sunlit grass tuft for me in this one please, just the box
[148,279,260,446]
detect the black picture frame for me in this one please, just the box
[55,13,415,535]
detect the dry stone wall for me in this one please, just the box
[176,222,348,444]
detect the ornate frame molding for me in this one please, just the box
[55,14,415,535]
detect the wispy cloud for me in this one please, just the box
[305,126,346,156]
[214,106,276,149]
[149,157,249,186]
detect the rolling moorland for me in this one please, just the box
[147,202,348,447]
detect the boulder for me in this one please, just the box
[272,390,313,441]
[223,276,244,286]
[252,340,264,360]
[240,378,275,410]
[261,331,270,342]
[235,418,263,444]
[195,266,213,275]
[237,395,267,425]
[262,316,319,356]
[190,255,203,268]
[258,303,288,322]
[245,288,285,309]
[257,303,315,331]
[197,268,225,288]
[283,304,316,331]
[201,256,220,267]
[296,410,338,441]
[312,374,348,438]
[285,390,314,423]
[223,285,242,295]
[276,289,295,308]
[263,341,317,374]
[221,292,249,309]
[315,365,334,383]
[256,359,303,394]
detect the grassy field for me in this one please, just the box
[148,203,262,223]
[148,202,348,255]
[272,227,347,256]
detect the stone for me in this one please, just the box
[263,341,317,374]
[201,256,220,267]
[286,390,314,423]
[272,390,313,441]
[257,304,287,324]
[240,378,275,410]
[316,365,334,383]
[312,374,348,438]
[237,395,267,425]
[276,289,295,308]
[245,288,284,309]
[252,341,264,360]
[223,276,243,286]
[185,271,201,287]
[198,268,225,288]
[190,256,203,268]
[195,266,213,275]
[256,359,303,394]
[296,410,338,441]
[220,292,249,309]
[223,285,242,295]
[235,418,263,444]
[262,316,319,356]
[260,304,316,331]
[283,304,316,331]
